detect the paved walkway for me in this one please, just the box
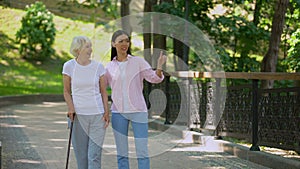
[0,101,273,169]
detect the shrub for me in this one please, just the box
[16,1,56,61]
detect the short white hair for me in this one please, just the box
[69,36,91,57]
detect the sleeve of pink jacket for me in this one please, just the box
[140,58,164,83]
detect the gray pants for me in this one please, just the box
[71,114,106,169]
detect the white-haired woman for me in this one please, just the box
[62,36,109,169]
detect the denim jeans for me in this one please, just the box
[72,114,106,169]
[111,112,150,169]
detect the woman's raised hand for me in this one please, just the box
[157,51,167,70]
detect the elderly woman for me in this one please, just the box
[62,36,109,169]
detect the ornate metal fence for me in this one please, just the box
[145,72,300,153]
[217,84,252,137]
[258,87,300,151]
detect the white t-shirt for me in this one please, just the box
[117,61,129,112]
[62,59,106,115]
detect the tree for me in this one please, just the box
[261,0,289,89]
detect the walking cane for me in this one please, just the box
[65,113,75,169]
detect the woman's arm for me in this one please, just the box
[143,51,167,83]
[63,74,76,121]
[100,75,110,128]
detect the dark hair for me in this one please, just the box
[110,30,132,61]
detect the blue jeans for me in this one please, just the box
[111,112,150,169]
[72,114,106,169]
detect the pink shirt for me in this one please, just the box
[105,55,164,113]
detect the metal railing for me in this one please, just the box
[146,71,300,152]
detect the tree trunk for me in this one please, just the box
[143,0,159,114]
[143,0,156,63]
[121,0,132,34]
[253,0,263,27]
[261,0,289,89]
[153,29,166,68]
[152,0,172,67]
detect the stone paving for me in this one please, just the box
[0,101,273,169]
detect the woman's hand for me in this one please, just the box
[67,111,76,122]
[102,112,110,128]
[156,51,167,78]
[157,51,167,70]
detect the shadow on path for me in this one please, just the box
[0,105,46,169]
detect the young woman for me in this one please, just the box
[62,36,109,169]
[105,30,167,169]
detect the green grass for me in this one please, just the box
[0,6,111,96]
[0,6,154,96]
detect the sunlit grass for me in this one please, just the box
[0,6,108,96]
[0,56,63,95]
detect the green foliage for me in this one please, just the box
[58,0,119,20]
[151,0,299,76]
[162,0,270,72]
[15,1,56,61]
[153,2,184,17]
[281,1,300,73]
[100,0,119,19]
[282,28,300,72]
[213,15,269,54]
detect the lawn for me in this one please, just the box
[0,6,112,96]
